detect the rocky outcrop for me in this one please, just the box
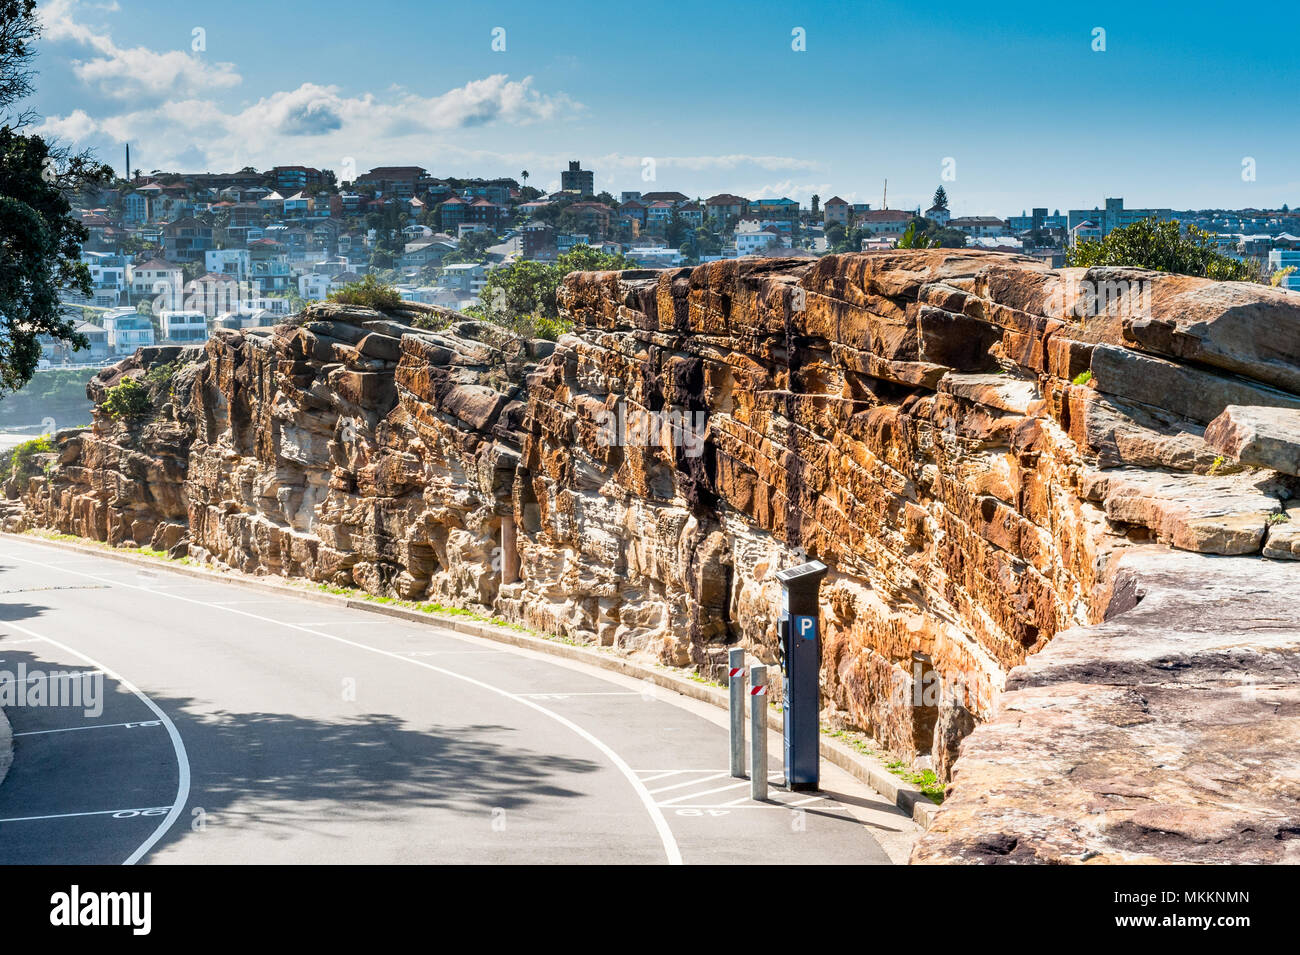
[15,250,1300,864]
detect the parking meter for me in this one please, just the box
[775,560,828,791]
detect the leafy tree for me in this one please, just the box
[470,245,636,339]
[0,0,114,392]
[931,186,949,211]
[1066,217,1254,280]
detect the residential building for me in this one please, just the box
[73,321,110,361]
[925,204,951,227]
[948,216,1007,238]
[1269,249,1300,291]
[162,216,214,263]
[282,192,313,218]
[128,258,183,306]
[858,209,915,235]
[748,198,800,223]
[101,308,155,355]
[521,221,556,260]
[248,239,292,293]
[205,248,250,280]
[567,201,613,237]
[560,161,594,196]
[159,310,209,343]
[618,199,647,229]
[556,233,591,254]
[400,240,454,271]
[270,165,323,193]
[823,196,850,227]
[735,221,783,255]
[438,263,487,295]
[123,191,150,225]
[646,200,675,232]
[626,246,685,268]
[356,166,427,198]
[439,196,469,232]
[80,252,128,307]
[678,203,704,228]
[705,194,749,225]
[640,191,690,206]
[1066,197,1174,238]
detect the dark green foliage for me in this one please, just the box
[1066,217,1255,280]
[327,274,403,310]
[101,376,151,420]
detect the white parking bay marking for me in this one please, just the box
[1,543,683,866]
[13,720,163,738]
[0,618,189,866]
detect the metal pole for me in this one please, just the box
[750,664,768,801]
[729,648,745,778]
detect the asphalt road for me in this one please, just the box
[0,534,916,865]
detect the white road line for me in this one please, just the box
[648,771,730,795]
[396,649,507,656]
[657,781,750,806]
[0,543,684,866]
[13,720,163,738]
[0,806,173,824]
[3,669,104,683]
[517,692,641,698]
[667,803,852,812]
[637,770,687,783]
[718,793,758,807]
[0,618,190,866]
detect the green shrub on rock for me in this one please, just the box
[102,376,151,420]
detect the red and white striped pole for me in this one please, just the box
[750,664,768,801]
[728,648,746,778]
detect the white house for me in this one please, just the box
[129,259,183,306]
[159,310,209,344]
[626,246,685,268]
[101,307,156,355]
[205,248,250,280]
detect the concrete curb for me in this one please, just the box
[1,531,938,828]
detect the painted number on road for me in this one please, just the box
[112,808,170,819]
[123,721,162,729]
[675,809,730,817]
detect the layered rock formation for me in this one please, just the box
[13,250,1300,863]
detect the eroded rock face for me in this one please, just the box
[17,251,1300,864]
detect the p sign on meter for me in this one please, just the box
[793,615,817,642]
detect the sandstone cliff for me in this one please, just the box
[12,250,1300,863]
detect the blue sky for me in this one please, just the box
[30,0,1299,215]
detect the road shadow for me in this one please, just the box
[0,640,602,863]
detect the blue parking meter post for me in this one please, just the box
[775,560,829,791]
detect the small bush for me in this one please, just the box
[1072,370,1093,386]
[328,274,402,311]
[102,376,152,420]
[1,435,55,483]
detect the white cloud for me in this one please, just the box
[41,0,239,98]
[40,77,584,173]
[36,108,99,141]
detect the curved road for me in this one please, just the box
[0,534,916,865]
